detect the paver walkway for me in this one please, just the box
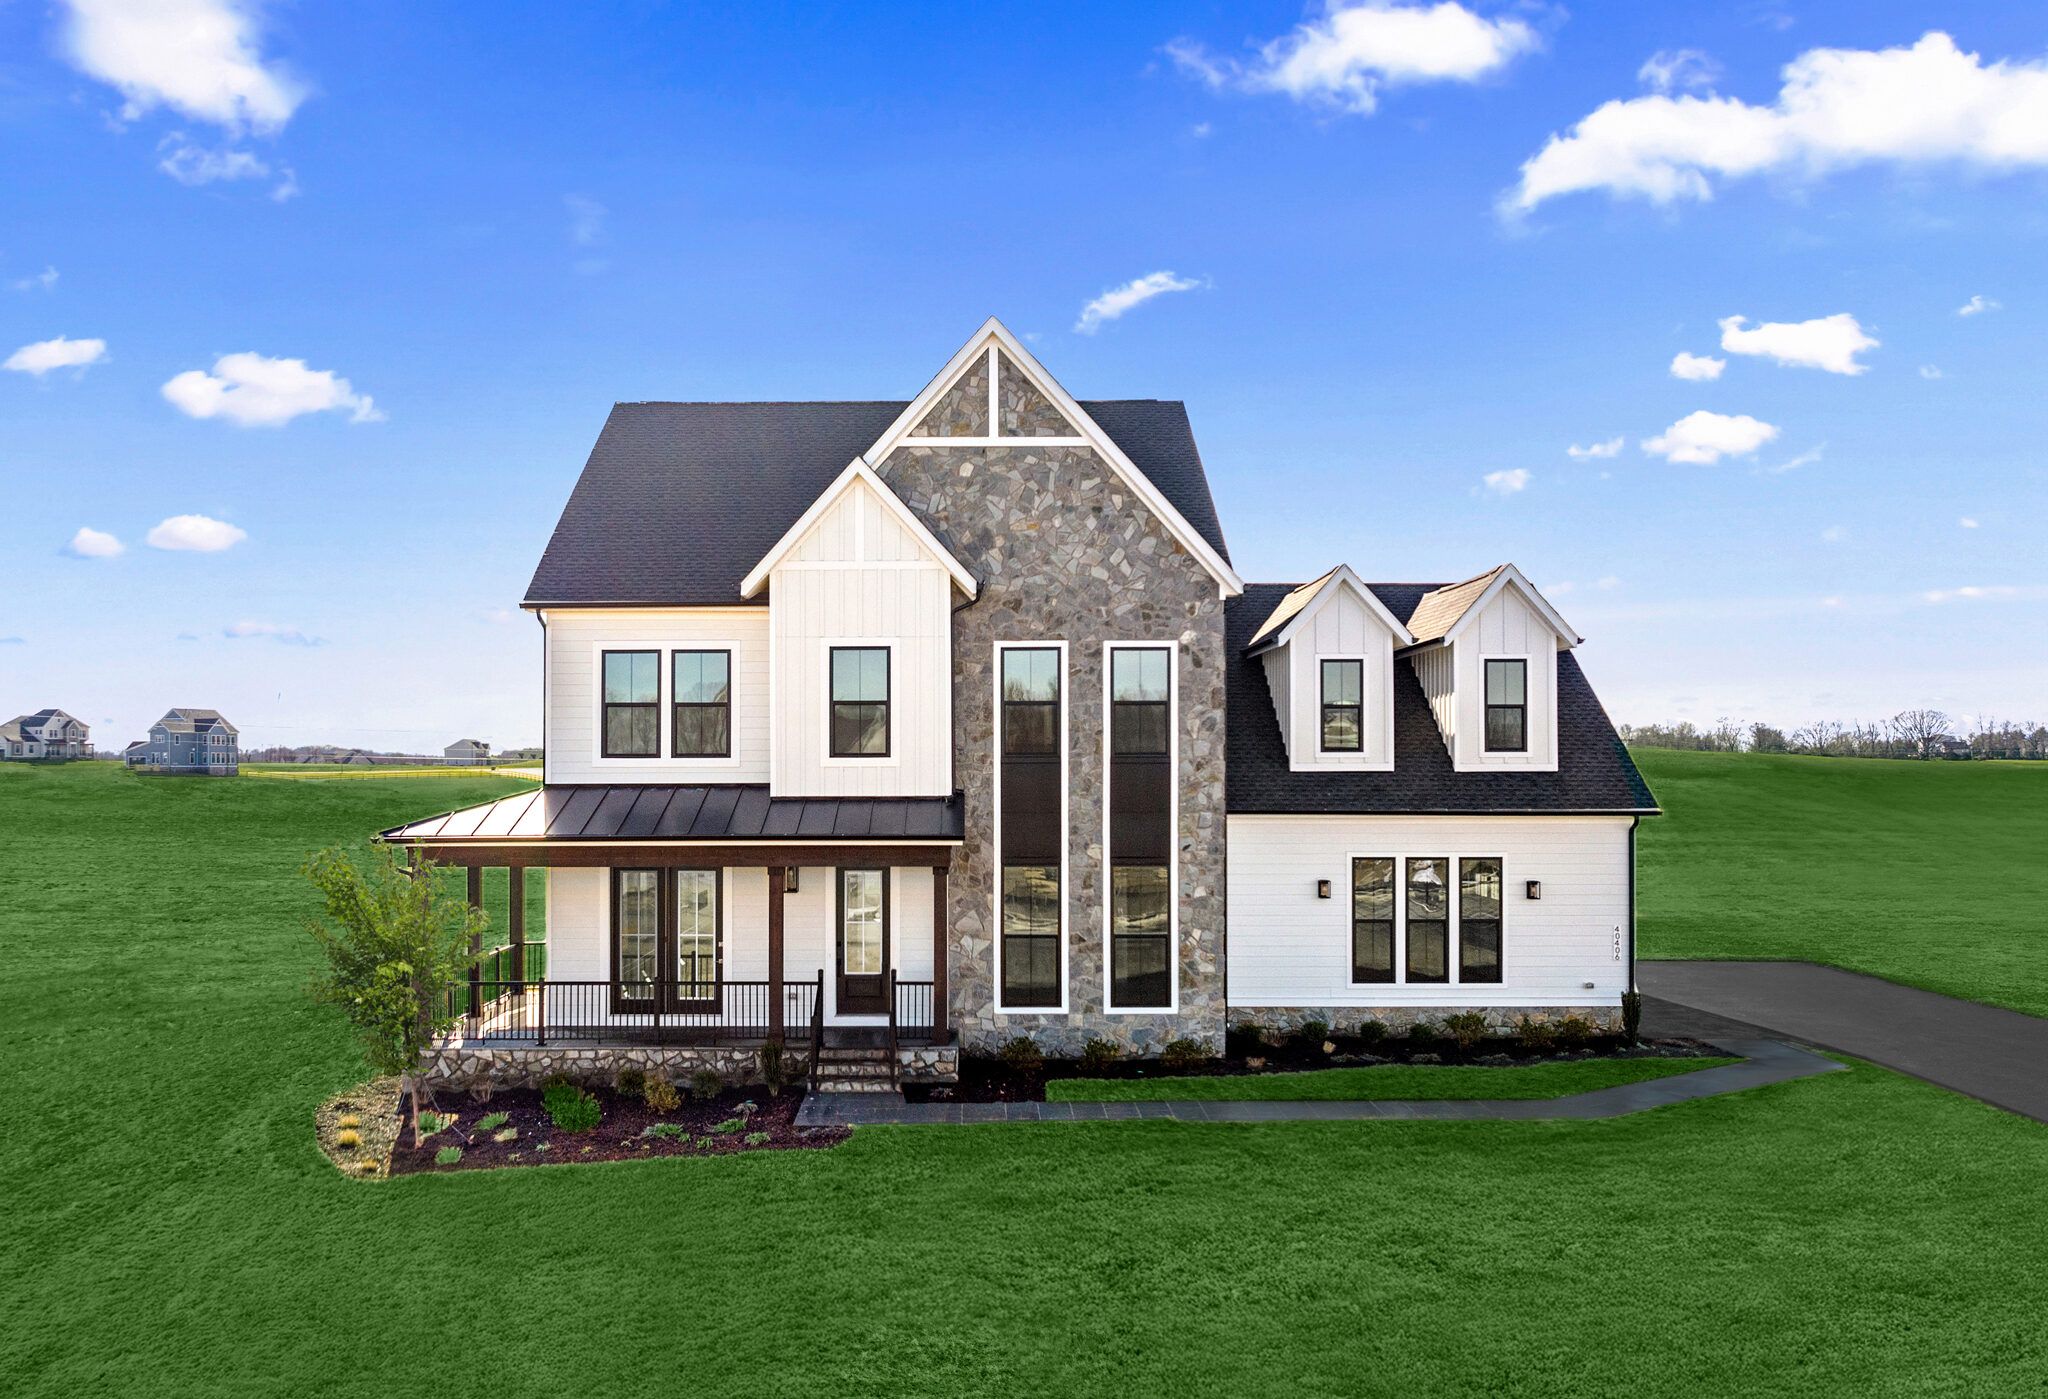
[795,1039,1841,1126]
[1640,960,2048,1123]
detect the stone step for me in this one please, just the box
[811,1079,901,1094]
[817,1065,896,1081]
[818,1048,893,1062]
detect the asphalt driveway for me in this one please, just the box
[1640,960,2048,1123]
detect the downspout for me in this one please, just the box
[1626,815,1640,993]
[536,609,549,784]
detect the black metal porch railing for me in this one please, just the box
[460,978,826,1046]
[892,979,936,1043]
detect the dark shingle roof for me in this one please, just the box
[525,399,1229,605]
[376,784,966,843]
[1226,583,1659,815]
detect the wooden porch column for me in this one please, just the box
[767,866,786,1040]
[507,865,525,982]
[932,866,948,1044]
[466,865,484,1017]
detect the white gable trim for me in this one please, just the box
[1438,564,1581,648]
[739,458,978,600]
[861,318,1244,599]
[1249,565,1415,654]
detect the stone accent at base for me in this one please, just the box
[419,1042,959,1090]
[1229,1005,1624,1036]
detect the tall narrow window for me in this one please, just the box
[1459,858,1503,984]
[1000,647,1062,1008]
[674,869,721,1005]
[1406,857,1449,984]
[830,647,890,757]
[1321,659,1363,752]
[602,650,659,757]
[1109,647,1172,1009]
[671,650,731,757]
[836,869,888,1015]
[614,869,660,1006]
[1352,857,1394,983]
[1485,659,1527,752]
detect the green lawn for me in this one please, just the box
[1047,1056,1736,1102]
[4,762,2046,1397]
[1633,748,2048,1017]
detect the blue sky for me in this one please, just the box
[4,1,2044,752]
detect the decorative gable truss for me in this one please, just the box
[1245,566,1414,771]
[1399,564,1579,773]
[861,318,1244,599]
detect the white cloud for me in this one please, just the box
[1075,271,1202,333]
[1821,525,1847,543]
[1168,2,1538,116]
[1638,49,1720,94]
[1567,436,1624,459]
[5,336,108,376]
[147,514,247,551]
[1767,445,1825,474]
[1923,585,2017,603]
[162,352,380,425]
[1960,517,1979,528]
[64,526,124,557]
[157,137,269,185]
[1957,294,2000,316]
[1642,410,1779,464]
[59,0,304,134]
[1670,351,1725,380]
[1482,468,1530,495]
[1919,364,1944,379]
[224,619,319,645]
[12,266,59,292]
[1507,33,2048,212]
[269,166,299,201]
[566,194,606,246]
[1719,313,1877,374]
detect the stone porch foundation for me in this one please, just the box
[419,1042,959,1091]
[1228,1005,1624,1037]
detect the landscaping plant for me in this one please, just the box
[1079,1038,1122,1074]
[1516,1016,1556,1053]
[615,1067,647,1098]
[1555,1016,1595,1051]
[1443,1012,1490,1052]
[304,842,490,1147]
[434,1146,462,1166]
[544,1083,601,1132]
[1356,1019,1389,1046]
[644,1077,681,1113]
[1294,1020,1330,1054]
[476,1111,509,1133]
[1161,1038,1208,1072]
[1224,1022,1265,1058]
[999,1036,1044,1079]
[690,1070,724,1102]
[759,1037,786,1096]
[1621,990,1643,1045]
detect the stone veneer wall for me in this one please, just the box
[996,351,1073,436]
[878,363,1230,1057]
[1229,1006,1623,1036]
[418,1043,959,1090]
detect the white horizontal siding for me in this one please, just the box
[1226,814,1631,1008]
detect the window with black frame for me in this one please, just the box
[1352,857,1394,982]
[1459,858,1502,983]
[671,650,731,757]
[1000,647,1062,1007]
[674,869,720,1005]
[1110,648,1169,756]
[1110,865,1171,1008]
[830,647,890,756]
[1109,647,1172,1008]
[1321,659,1363,752]
[1405,857,1449,983]
[1485,659,1527,752]
[602,650,659,757]
[614,869,660,1005]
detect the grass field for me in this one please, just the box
[4,761,2046,1397]
[1045,1056,1736,1102]
[1632,748,2048,1017]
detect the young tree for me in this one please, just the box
[305,843,488,1146]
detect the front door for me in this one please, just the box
[836,868,889,1015]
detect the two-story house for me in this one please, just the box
[126,709,239,775]
[1,709,91,761]
[380,320,1656,1092]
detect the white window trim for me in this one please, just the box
[1101,638,1180,1016]
[1479,653,1534,758]
[1346,850,1507,990]
[992,639,1070,1016]
[1308,651,1382,767]
[586,641,747,770]
[819,638,900,768]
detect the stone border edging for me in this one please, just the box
[792,1039,1845,1127]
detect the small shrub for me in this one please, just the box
[1294,1019,1330,1051]
[1517,1016,1557,1053]
[542,1082,581,1118]
[336,1129,360,1149]
[1225,1022,1266,1058]
[644,1077,681,1113]
[415,1111,446,1136]
[615,1067,647,1098]
[1356,1019,1389,1046]
[1408,1020,1439,1048]
[998,1036,1044,1077]
[709,1116,745,1135]
[547,1087,602,1133]
[1079,1038,1123,1074]
[1161,1038,1208,1072]
[1443,1012,1490,1050]
[760,1038,787,1096]
[744,1132,770,1146]
[643,1123,689,1141]
[1621,990,1643,1045]
[476,1111,510,1133]
[492,1127,517,1143]
[540,1072,574,1093]
[434,1146,462,1166]
[337,1114,361,1130]
[1555,1016,1595,1050]
[690,1069,724,1102]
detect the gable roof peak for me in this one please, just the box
[1404,563,1579,648]
[739,457,978,600]
[1245,564,1414,653]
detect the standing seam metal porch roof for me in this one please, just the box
[376,785,967,844]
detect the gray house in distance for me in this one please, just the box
[127,709,239,775]
[445,739,492,764]
[1,709,92,761]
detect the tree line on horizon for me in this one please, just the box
[1620,711,2048,761]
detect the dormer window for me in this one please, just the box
[1484,659,1527,753]
[1319,659,1362,752]
[830,647,890,757]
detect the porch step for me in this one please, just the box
[812,1045,902,1093]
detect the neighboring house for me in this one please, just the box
[1,709,91,761]
[378,320,1655,1091]
[126,709,239,775]
[445,739,492,765]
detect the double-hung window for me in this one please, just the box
[1000,647,1062,1008]
[1108,647,1172,1009]
[1485,659,1527,753]
[671,650,731,757]
[1321,659,1363,752]
[1351,857,1394,983]
[1459,858,1503,983]
[602,650,659,758]
[830,647,890,757]
[1405,857,1450,984]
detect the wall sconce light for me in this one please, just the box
[783,867,800,894]
[1316,879,1332,899]
[1525,880,1542,900]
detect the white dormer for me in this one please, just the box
[1245,566,1415,772]
[1401,564,1579,773]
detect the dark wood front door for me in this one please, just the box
[836,868,889,1015]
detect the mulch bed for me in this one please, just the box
[386,1083,847,1176]
[904,1035,1726,1105]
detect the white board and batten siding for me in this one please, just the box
[1226,814,1632,1009]
[768,476,954,798]
[1262,582,1398,771]
[543,608,770,784]
[1413,584,1562,773]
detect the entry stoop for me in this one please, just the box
[812,1046,900,1093]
